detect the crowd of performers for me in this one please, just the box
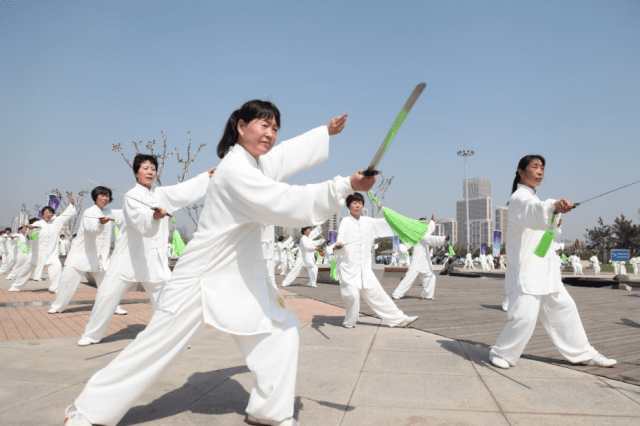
[0,101,627,426]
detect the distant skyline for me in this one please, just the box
[2,0,639,242]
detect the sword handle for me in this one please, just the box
[151,207,173,218]
[360,168,380,177]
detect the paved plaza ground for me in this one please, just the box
[1,270,640,425]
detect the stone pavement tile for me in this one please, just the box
[459,341,599,380]
[372,328,467,356]
[296,368,361,407]
[602,378,640,405]
[483,376,640,416]
[504,413,640,426]
[298,345,368,373]
[350,372,499,411]
[363,350,478,376]
[298,318,380,350]
[341,407,509,426]
[293,398,347,426]
[0,378,69,413]
[0,382,85,426]
[159,399,248,426]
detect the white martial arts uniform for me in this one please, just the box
[274,238,289,275]
[399,243,410,267]
[10,205,76,292]
[631,257,639,276]
[0,233,17,274]
[50,206,124,313]
[490,184,598,366]
[336,215,409,327]
[73,125,349,426]
[282,226,325,287]
[589,255,601,275]
[391,220,447,299]
[480,253,489,271]
[390,250,399,266]
[79,173,210,344]
[7,234,28,279]
[0,233,6,264]
[463,252,476,269]
[59,238,70,256]
[499,255,506,269]
[487,254,495,270]
[324,243,334,265]
[620,261,627,276]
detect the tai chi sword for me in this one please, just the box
[81,177,174,218]
[362,82,427,176]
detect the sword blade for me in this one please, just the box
[363,83,427,176]
[81,177,173,218]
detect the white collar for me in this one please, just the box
[517,183,537,196]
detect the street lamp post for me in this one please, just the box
[457,150,474,253]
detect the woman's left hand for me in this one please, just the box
[327,114,348,136]
[208,168,216,177]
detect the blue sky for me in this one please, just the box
[1,0,639,241]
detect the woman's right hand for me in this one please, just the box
[554,199,574,213]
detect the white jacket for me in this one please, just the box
[336,215,394,290]
[159,126,352,335]
[112,173,210,283]
[29,204,76,265]
[505,184,563,295]
[65,204,124,272]
[300,226,324,267]
[408,220,446,274]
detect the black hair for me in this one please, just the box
[301,226,312,234]
[4,227,10,232]
[511,154,546,195]
[18,226,25,231]
[278,236,285,242]
[217,100,281,159]
[133,154,158,175]
[419,217,427,221]
[42,206,55,216]
[346,192,365,208]
[91,186,113,204]
[28,218,38,224]
[60,234,65,238]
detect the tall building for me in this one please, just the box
[495,206,508,244]
[324,212,341,232]
[456,178,493,247]
[437,218,458,247]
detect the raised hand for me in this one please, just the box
[327,114,348,136]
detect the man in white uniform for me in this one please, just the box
[391,215,449,300]
[281,226,325,287]
[631,256,639,276]
[6,227,29,279]
[463,252,476,269]
[0,229,7,265]
[487,253,495,270]
[49,186,127,315]
[0,229,17,274]
[398,242,410,267]
[334,192,418,329]
[64,101,364,426]
[490,154,614,370]
[479,252,489,271]
[10,200,76,292]
[274,236,288,275]
[499,254,506,269]
[589,255,601,275]
[59,234,70,256]
[77,154,212,346]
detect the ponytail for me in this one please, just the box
[510,171,522,195]
[217,100,281,159]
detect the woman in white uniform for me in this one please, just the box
[490,154,615,369]
[64,100,370,426]
[281,226,324,287]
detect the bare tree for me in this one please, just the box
[112,131,207,228]
[370,174,394,218]
[33,204,41,217]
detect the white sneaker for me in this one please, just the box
[47,308,58,314]
[398,316,419,328]
[490,355,510,369]
[391,294,401,300]
[114,306,128,315]
[8,287,20,292]
[582,353,617,368]
[64,405,93,425]
[77,337,98,347]
[247,413,299,425]
[342,324,355,329]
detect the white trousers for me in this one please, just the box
[80,272,165,343]
[7,256,28,279]
[281,259,318,287]
[392,269,436,299]
[33,263,45,280]
[593,264,601,275]
[340,283,406,327]
[463,260,476,269]
[501,293,509,311]
[10,259,62,291]
[0,257,16,274]
[276,260,287,275]
[50,265,113,313]
[75,275,300,426]
[490,285,597,366]
[633,264,639,275]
